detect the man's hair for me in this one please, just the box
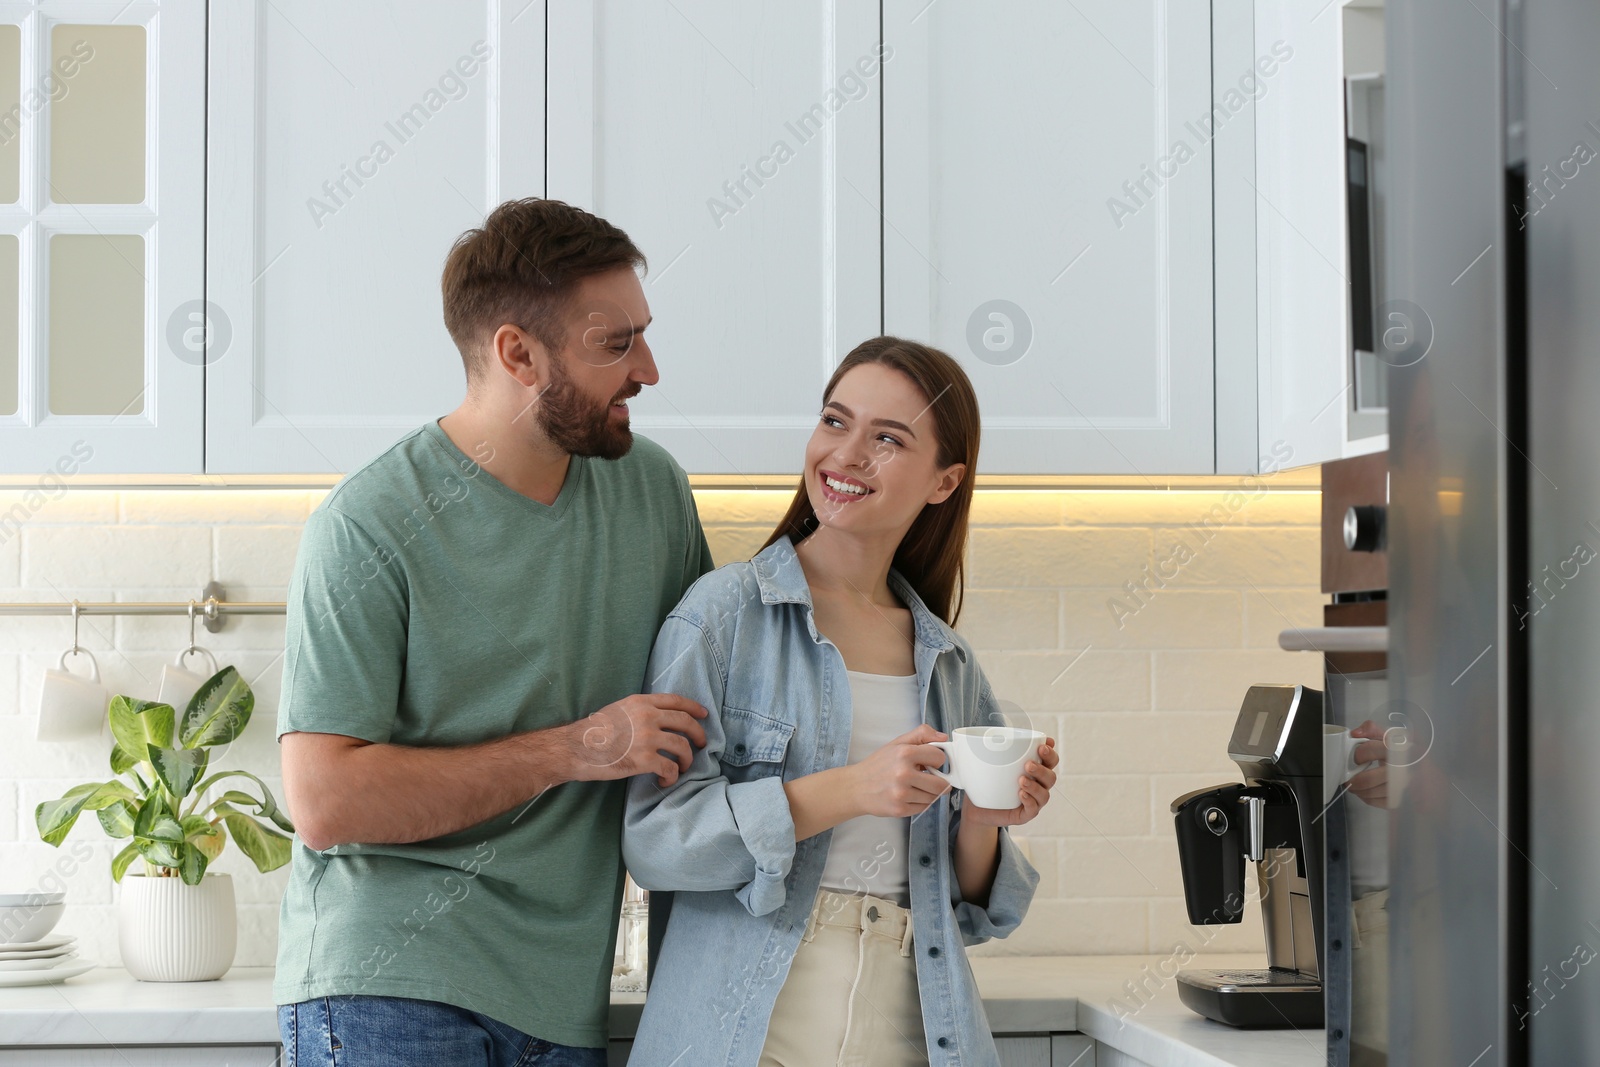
[440,198,646,385]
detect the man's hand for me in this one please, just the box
[961,738,1059,828]
[844,723,952,818]
[567,694,709,788]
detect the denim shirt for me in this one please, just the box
[622,535,1039,1067]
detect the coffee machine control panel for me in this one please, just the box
[1226,684,1318,778]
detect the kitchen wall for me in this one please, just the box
[0,481,1324,968]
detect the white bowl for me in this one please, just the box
[0,893,65,908]
[0,902,65,945]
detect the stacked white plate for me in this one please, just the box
[0,894,94,987]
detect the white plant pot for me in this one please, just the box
[118,872,237,981]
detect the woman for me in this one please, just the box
[622,337,1058,1067]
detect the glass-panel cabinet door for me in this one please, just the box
[0,2,204,475]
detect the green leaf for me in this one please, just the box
[132,793,183,845]
[35,780,137,846]
[136,836,183,870]
[108,697,175,761]
[111,842,140,882]
[110,743,137,776]
[147,744,208,801]
[35,783,100,846]
[194,770,293,833]
[177,843,209,885]
[180,667,253,748]
[97,799,138,839]
[223,813,292,873]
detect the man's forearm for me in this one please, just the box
[287,725,579,850]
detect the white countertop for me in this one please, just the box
[0,958,1324,1067]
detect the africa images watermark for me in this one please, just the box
[1106,40,1294,231]
[0,440,95,546]
[706,43,893,230]
[306,40,493,230]
[0,38,95,148]
[1104,441,1296,630]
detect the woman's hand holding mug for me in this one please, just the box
[846,723,953,817]
[959,737,1058,828]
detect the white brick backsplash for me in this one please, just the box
[118,490,312,525]
[22,526,212,588]
[215,526,308,588]
[980,650,1151,713]
[0,531,18,586]
[0,778,16,841]
[968,492,1064,527]
[1148,897,1266,956]
[980,899,1150,956]
[1243,587,1330,648]
[1063,589,1244,650]
[970,528,1153,588]
[704,526,772,568]
[0,486,1325,963]
[956,589,1060,649]
[0,489,118,528]
[1156,526,1321,588]
[1041,775,1152,838]
[1060,837,1185,898]
[1152,650,1326,712]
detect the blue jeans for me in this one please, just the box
[278,996,607,1067]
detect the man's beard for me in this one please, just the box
[535,358,635,460]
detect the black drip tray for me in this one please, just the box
[1177,968,1325,1029]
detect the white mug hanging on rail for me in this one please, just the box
[157,603,218,712]
[36,606,108,742]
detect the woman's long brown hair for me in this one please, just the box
[761,336,980,626]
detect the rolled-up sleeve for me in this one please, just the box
[945,665,1041,945]
[947,808,1039,945]
[622,612,797,916]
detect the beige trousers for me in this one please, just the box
[759,889,929,1067]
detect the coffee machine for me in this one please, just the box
[1171,683,1325,1029]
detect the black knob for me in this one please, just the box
[1343,505,1386,552]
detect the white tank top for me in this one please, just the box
[818,670,922,905]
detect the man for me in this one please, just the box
[275,198,713,1066]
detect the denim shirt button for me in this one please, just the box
[928,945,941,958]
[919,855,932,867]
[733,743,746,754]
[937,1036,950,1049]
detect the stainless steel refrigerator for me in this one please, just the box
[1386,0,1600,1063]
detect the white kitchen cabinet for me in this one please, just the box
[204,0,544,474]
[882,0,1216,475]
[1213,0,1389,474]
[546,0,881,476]
[0,2,205,474]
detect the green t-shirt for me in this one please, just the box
[272,419,713,1047]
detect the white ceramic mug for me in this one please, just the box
[929,727,1046,810]
[157,647,218,712]
[36,649,108,742]
[1323,724,1379,802]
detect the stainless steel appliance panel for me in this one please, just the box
[1385,0,1514,1062]
[1525,0,1600,1061]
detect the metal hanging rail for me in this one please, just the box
[0,583,284,632]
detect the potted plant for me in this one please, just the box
[35,666,293,981]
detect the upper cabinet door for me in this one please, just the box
[546,1,881,476]
[0,2,204,474]
[1218,0,1389,473]
[205,1,544,474]
[883,0,1215,475]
